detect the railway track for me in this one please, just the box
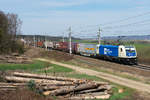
[44,48,150,71]
[76,56,150,71]
[132,64,150,71]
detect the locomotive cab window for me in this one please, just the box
[120,48,123,52]
[126,50,135,53]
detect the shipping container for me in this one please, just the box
[37,41,44,47]
[53,42,60,49]
[56,42,78,53]
[99,45,119,57]
[78,43,97,56]
[69,42,78,53]
[44,41,53,49]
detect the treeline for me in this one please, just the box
[0,10,24,54]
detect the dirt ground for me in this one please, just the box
[122,91,150,100]
[24,47,73,62]
[0,88,54,100]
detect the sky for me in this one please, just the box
[0,0,150,38]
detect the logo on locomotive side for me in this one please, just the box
[85,48,95,50]
[104,48,112,54]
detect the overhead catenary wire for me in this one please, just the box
[72,11,150,29]
[29,11,150,39]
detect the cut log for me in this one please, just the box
[0,86,17,88]
[76,86,108,94]
[70,94,110,100]
[13,72,83,83]
[43,91,51,96]
[12,53,19,56]
[49,83,99,96]
[42,86,75,91]
[42,86,60,91]
[12,72,109,85]
[5,76,74,86]
[0,83,27,86]
[0,88,16,91]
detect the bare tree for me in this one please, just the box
[7,13,22,40]
[0,10,24,54]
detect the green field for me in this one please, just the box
[134,43,150,64]
[36,64,73,73]
[0,60,50,71]
[0,60,140,100]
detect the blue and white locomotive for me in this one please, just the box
[97,45,137,65]
[77,44,137,65]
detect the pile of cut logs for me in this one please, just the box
[0,54,32,64]
[1,72,112,100]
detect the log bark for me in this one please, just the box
[13,72,82,82]
[76,86,108,94]
[42,86,60,91]
[0,86,17,88]
[12,72,109,85]
[42,86,75,91]
[49,83,99,96]
[0,83,26,86]
[70,94,110,100]
[5,76,73,86]
[0,88,16,91]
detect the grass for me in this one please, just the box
[72,39,98,44]
[107,87,134,100]
[36,64,73,73]
[65,73,103,81]
[89,67,141,82]
[47,64,73,73]
[0,60,73,73]
[0,60,50,71]
[134,43,150,64]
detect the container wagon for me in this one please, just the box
[44,41,53,49]
[55,42,78,53]
[77,43,98,56]
[37,41,44,48]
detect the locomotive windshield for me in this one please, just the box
[125,46,136,56]
[126,50,136,53]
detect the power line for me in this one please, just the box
[103,19,150,29]
[101,11,150,26]
[72,11,150,29]
[73,18,150,34]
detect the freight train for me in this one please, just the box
[43,41,138,65]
